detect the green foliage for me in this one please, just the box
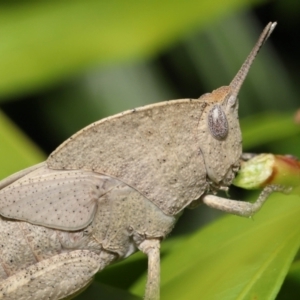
[0,1,300,300]
[0,0,262,98]
[159,196,300,300]
[0,110,44,176]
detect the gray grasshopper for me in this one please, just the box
[0,22,277,300]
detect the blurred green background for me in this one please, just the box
[1,0,300,299]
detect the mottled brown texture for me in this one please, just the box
[0,22,276,300]
[0,172,176,299]
[48,100,209,215]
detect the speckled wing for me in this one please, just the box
[0,164,109,231]
[47,99,208,215]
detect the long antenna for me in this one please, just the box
[229,22,277,96]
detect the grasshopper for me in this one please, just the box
[0,22,276,300]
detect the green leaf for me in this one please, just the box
[277,260,300,299]
[241,112,300,150]
[131,194,300,299]
[0,0,263,98]
[0,110,44,178]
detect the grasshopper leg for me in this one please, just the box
[202,185,291,217]
[0,250,116,300]
[138,239,161,300]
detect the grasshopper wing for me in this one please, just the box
[0,163,111,230]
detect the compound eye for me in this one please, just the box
[207,105,228,140]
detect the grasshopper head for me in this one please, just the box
[198,22,276,190]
